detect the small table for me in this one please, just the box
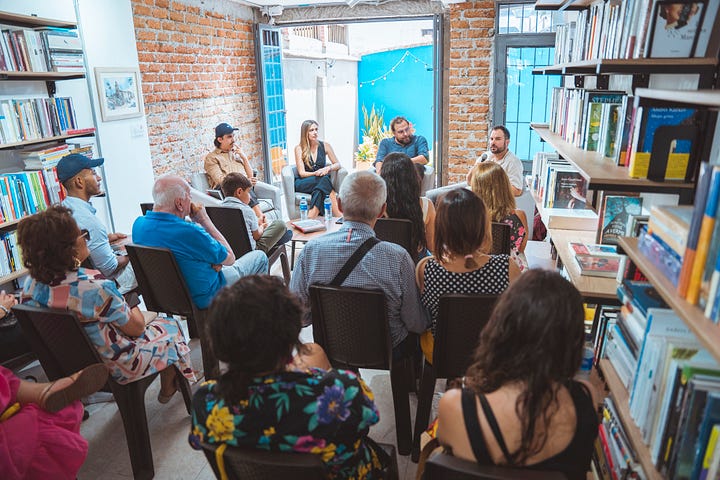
[286,217,343,266]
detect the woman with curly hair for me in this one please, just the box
[380,152,435,257]
[469,161,528,270]
[293,119,341,218]
[437,270,598,479]
[189,275,390,478]
[17,205,195,402]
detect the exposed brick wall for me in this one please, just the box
[446,1,494,184]
[131,0,262,180]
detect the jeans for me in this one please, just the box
[221,250,268,285]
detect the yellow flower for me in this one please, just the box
[312,442,337,463]
[359,378,374,401]
[206,404,235,443]
[357,462,371,478]
[263,426,276,437]
[192,425,204,442]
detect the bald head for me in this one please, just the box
[152,174,191,214]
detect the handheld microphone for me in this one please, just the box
[480,153,488,162]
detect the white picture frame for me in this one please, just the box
[94,67,144,121]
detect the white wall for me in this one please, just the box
[0,0,154,233]
[347,19,433,55]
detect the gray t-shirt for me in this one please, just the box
[221,197,258,250]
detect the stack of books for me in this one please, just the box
[0,27,84,72]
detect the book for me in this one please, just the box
[575,254,621,277]
[290,219,326,233]
[679,162,713,296]
[648,204,693,257]
[687,166,720,304]
[600,194,643,245]
[645,0,705,58]
[691,395,720,479]
[701,424,720,480]
[548,169,587,209]
[569,242,620,257]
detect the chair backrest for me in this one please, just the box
[140,203,154,215]
[13,304,103,382]
[490,222,511,255]
[423,451,566,479]
[374,217,416,262]
[433,294,498,379]
[125,244,197,318]
[200,442,324,480]
[205,206,253,258]
[309,285,391,371]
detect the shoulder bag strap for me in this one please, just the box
[329,236,379,286]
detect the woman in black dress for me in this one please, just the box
[293,120,341,218]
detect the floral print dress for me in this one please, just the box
[501,212,528,271]
[189,368,389,479]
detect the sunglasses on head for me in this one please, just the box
[79,229,90,241]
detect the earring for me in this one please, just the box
[73,257,81,269]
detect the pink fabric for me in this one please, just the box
[0,366,87,480]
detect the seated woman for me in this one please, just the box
[189,275,389,478]
[293,120,342,219]
[469,162,529,270]
[416,189,520,363]
[437,270,599,480]
[380,152,435,257]
[1,363,108,480]
[17,206,195,402]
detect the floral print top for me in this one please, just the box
[501,212,528,271]
[189,368,388,479]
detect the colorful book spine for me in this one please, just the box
[687,166,720,304]
[679,163,713,296]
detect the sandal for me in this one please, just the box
[39,363,109,413]
[158,377,179,404]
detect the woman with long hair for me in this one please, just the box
[293,120,341,218]
[17,206,195,402]
[189,275,390,478]
[416,188,519,362]
[380,152,435,256]
[437,270,598,479]
[469,161,528,270]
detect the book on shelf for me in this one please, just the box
[575,254,621,277]
[648,204,693,257]
[644,0,706,58]
[600,396,645,479]
[701,424,720,479]
[598,194,643,245]
[679,163,714,296]
[0,24,83,73]
[546,168,587,209]
[0,96,81,145]
[582,91,626,152]
[626,213,649,237]
[638,226,684,286]
[569,242,620,257]
[687,165,720,304]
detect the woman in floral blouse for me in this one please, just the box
[189,275,389,478]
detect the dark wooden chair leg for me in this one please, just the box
[199,334,218,381]
[390,356,413,456]
[111,377,155,480]
[412,361,437,462]
[177,367,193,415]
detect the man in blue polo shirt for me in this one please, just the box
[132,175,267,309]
[374,116,429,173]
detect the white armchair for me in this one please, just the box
[281,165,348,220]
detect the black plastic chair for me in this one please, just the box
[374,217,416,262]
[412,294,499,462]
[205,206,290,284]
[423,451,565,479]
[309,284,414,456]
[125,244,218,380]
[13,304,192,480]
[490,222,511,255]
[140,202,153,215]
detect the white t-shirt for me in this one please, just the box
[476,150,524,192]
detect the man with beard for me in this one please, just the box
[468,125,524,196]
[374,116,429,173]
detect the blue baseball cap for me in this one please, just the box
[57,153,104,183]
[215,122,238,138]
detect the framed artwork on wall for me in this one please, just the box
[94,67,144,121]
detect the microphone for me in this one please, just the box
[479,153,488,162]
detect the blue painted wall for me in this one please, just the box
[357,45,434,149]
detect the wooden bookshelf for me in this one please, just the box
[635,88,720,108]
[530,124,695,194]
[599,359,664,480]
[533,57,718,76]
[0,132,95,150]
[0,268,27,284]
[534,0,593,11]
[0,71,85,81]
[529,187,598,231]
[618,237,720,362]
[0,11,76,29]
[548,228,619,303]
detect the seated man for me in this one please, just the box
[467,125,524,196]
[58,153,137,294]
[374,116,429,173]
[132,174,268,309]
[204,122,264,220]
[289,170,429,358]
[220,172,292,255]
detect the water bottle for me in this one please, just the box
[324,196,332,222]
[577,336,594,380]
[299,197,308,220]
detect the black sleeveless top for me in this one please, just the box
[460,381,598,480]
[307,141,327,172]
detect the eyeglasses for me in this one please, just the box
[79,229,90,242]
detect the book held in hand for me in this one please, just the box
[290,219,326,233]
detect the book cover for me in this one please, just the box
[619,280,669,317]
[687,165,720,304]
[646,0,706,57]
[575,255,621,277]
[691,394,720,479]
[648,204,693,256]
[701,424,720,480]
[694,0,720,56]
[679,163,713,296]
[600,195,643,245]
[550,169,587,209]
[570,242,619,257]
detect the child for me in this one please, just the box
[221,173,292,254]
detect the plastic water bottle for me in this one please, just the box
[324,196,332,223]
[299,197,308,220]
[577,337,594,380]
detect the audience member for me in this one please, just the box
[466,125,524,196]
[189,275,390,477]
[437,270,598,480]
[17,206,195,401]
[220,173,292,254]
[293,119,342,218]
[416,189,519,363]
[289,170,429,359]
[469,161,529,270]
[380,152,435,257]
[58,153,137,293]
[1,363,108,480]
[132,175,267,309]
[374,116,429,173]
[204,122,263,219]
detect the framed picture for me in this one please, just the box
[646,0,707,58]
[94,67,144,121]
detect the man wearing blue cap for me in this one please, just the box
[58,153,137,293]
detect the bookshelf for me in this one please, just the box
[533,58,719,76]
[0,11,76,29]
[0,132,94,150]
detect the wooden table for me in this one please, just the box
[286,217,343,265]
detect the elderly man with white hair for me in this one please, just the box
[132,174,267,309]
[289,170,429,359]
